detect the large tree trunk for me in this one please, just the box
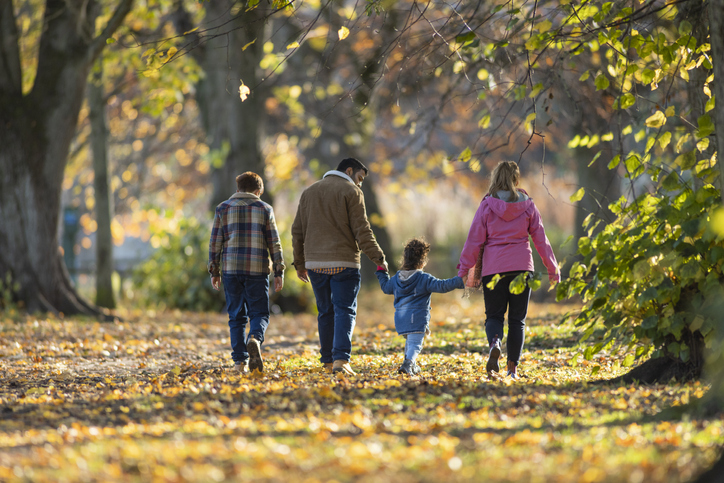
[89,59,116,309]
[194,1,269,208]
[0,0,132,315]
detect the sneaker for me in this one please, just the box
[486,337,501,374]
[234,362,249,374]
[507,361,519,379]
[398,359,421,375]
[332,360,356,375]
[247,336,264,373]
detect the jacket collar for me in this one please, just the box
[323,170,354,185]
[230,192,261,200]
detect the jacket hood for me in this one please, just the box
[394,270,422,294]
[485,189,533,221]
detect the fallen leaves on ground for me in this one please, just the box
[0,291,721,482]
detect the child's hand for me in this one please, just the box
[461,274,468,286]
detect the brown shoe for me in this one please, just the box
[323,362,334,371]
[234,363,249,374]
[247,336,264,373]
[332,360,356,375]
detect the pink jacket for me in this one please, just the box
[457,190,560,283]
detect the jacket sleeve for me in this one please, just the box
[348,189,386,266]
[424,273,465,293]
[457,201,488,278]
[529,203,560,282]
[265,206,285,275]
[375,270,395,295]
[291,196,306,269]
[208,206,224,277]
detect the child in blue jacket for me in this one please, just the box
[376,238,465,374]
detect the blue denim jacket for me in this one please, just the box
[376,269,464,335]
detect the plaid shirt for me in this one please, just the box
[208,192,285,277]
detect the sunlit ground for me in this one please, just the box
[0,290,720,482]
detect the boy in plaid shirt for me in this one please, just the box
[209,172,285,373]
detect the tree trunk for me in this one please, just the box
[709,0,724,201]
[0,0,132,315]
[194,1,269,208]
[89,59,116,309]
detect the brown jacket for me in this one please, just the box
[291,171,385,269]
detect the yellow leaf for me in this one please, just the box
[242,39,256,51]
[166,46,177,59]
[338,26,350,40]
[239,82,251,102]
[645,110,666,128]
[287,41,300,49]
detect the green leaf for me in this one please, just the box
[455,31,476,43]
[645,111,666,128]
[106,38,116,45]
[661,171,682,191]
[697,114,714,138]
[641,69,655,84]
[641,315,659,329]
[458,147,472,163]
[622,354,635,367]
[578,237,592,256]
[486,274,501,290]
[705,95,715,113]
[595,74,610,90]
[588,151,602,167]
[620,93,635,109]
[570,187,585,203]
[658,132,672,149]
[674,150,697,170]
[509,273,527,295]
[607,155,621,169]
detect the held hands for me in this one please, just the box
[211,276,221,291]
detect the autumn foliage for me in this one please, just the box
[1,292,721,482]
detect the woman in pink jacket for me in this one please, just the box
[458,161,560,379]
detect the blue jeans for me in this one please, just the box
[482,271,531,365]
[308,268,361,363]
[222,274,270,364]
[404,333,425,361]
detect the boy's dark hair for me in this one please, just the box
[236,172,264,193]
[336,157,368,175]
[401,237,431,270]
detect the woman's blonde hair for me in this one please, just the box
[488,161,521,201]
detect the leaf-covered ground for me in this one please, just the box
[1,290,721,482]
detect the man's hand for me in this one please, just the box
[211,276,221,291]
[381,260,389,272]
[296,268,309,283]
[274,275,284,292]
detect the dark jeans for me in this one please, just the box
[308,268,362,363]
[222,274,270,364]
[482,271,531,365]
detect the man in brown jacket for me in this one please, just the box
[292,158,387,375]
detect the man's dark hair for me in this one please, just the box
[236,172,264,193]
[336,157,368,175]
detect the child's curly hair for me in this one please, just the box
[400,237,431,270]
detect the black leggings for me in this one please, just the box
[481,272,531,364]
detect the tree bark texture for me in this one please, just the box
[0,0,132,314]
[89,60,116,309]
[193,1,269,209]
[709,0,724,201]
